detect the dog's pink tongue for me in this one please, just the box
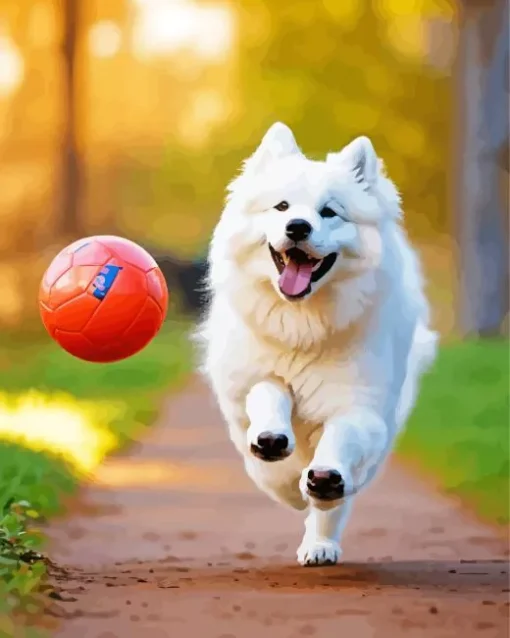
[279,260,313,297]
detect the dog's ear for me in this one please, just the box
[244,122,301,175]
[327,136,379,188]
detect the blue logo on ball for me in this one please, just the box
[92,264,123,301]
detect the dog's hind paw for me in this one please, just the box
[296,539,341,567]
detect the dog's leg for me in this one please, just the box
[304,408,388,497]
[297,408,388,566]
[297,498,353,566]
[244,457,307,510]
[245,379,295,462]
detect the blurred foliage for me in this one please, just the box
[398,339,510,525]
[0,0,456,328]
[0,445,75,521]
[0,500,49,638]
[116,0,454,256]
[0,0,455,261]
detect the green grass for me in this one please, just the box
[0,319,192,635]
[398,338,510,526]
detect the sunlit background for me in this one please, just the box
[0,2,508,626]
[0,0,469,328]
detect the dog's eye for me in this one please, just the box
[319,205,348,221]
[275,201,289,212]
[319,206,338,219]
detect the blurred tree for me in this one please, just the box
[60,0,83,235]
[454,0,509,337]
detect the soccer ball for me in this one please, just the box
[39,236,169,363]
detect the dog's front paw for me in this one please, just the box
[300,466,348,502]
[297,538,342,567]
[248,430,294,462]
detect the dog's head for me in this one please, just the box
[210,122,401,304]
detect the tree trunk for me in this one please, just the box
[453,0,509,337]
[60,0,82,237]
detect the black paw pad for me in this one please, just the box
[306,468,345,500]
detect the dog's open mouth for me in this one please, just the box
[269,245,337,299]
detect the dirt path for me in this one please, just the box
[47,379,509,638]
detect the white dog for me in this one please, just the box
[195,123,438,566]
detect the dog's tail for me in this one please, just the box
[396,322,439,430]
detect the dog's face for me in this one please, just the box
[213,123,400,302]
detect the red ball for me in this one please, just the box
[39,236,169,363]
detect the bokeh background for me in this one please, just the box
[0,0,508,633]
[0,0,508,333]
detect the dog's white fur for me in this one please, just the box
[195,123,438,566]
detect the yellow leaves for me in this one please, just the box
[374,0,455,60]
[385,14,427,61]
[27,2,57,50]
[382,115,426,160]
[177,89,234,149]
[281,1,318,28]
[299,33,338,66]
[236,3,272,51]
[363,65,395,97]
[274,76,315,114]
[376,0,424,18]
[376,0,454,18]
[333,99,380,135]
[391,119,426,159]
[149,213,205,252]
[323,0,363,31]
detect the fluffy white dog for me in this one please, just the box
[195,122,438,566]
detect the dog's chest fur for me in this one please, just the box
[269,328,370,419]
[217,299,375,424]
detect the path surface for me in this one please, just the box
[47,379,509,637]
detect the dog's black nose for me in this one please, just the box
[307,468,345,500]
[285,219,312,242]
[250,432,290,462]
